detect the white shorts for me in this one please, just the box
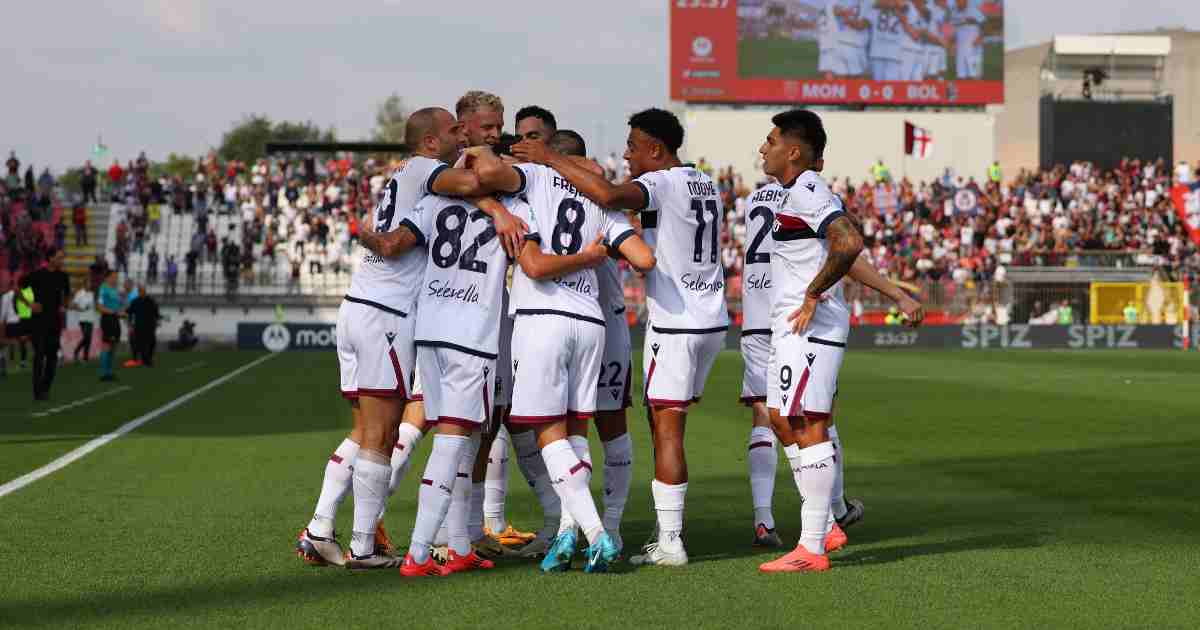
[494,313,514,407]
[416,345,495,430]
[871,58,900,81]
[902,50,925,80]
[643,326,725,409]
[596,310,633,412]
[410,365,423,401]
[818,46,866,76]
[740,332,771,405]
[767,330,845,421]
[509,314,604,424]
[337,298,415,400]
[957,47,981,79]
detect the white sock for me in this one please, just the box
[556,435,592,535]
[308,438,359,538]
[541,439,604,545]
[601,433,633,536]
[784,443,804,497]
[349,450,391,557]
[748,426,778,530]
[651,479,687,550]
[407,434,468,564]
[829,425,847,520]
[484,425,511,533]
[389,423,423,496]
[514,429,561,533]
[469,481,486,542]
[797,441,837,555]
[446,434,481,556]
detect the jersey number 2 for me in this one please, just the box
[690,198,720,264]
[432,206,497,273]
[746,206,773,265]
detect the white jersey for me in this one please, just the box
[413,194,517,359]
[511,163,636,324]
[950,3,984,49]
[596,259,626,319]
[821,0,868,49]
[634,165,730,332]
[770,170,851,342]
[347,155,447,314]
[902,3,928,54]
[741,183,786,333]
[928,3,947,50]
[863,2,905,60]
[73,290,96,325]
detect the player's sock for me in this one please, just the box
[784,443,803,496]
[514,429,561,532]
[651,479,688,550]
[407,434,469,564]
[829,424,848,520]
[349,449,390,557]
[389,422,423,496]
[484,425,511,533]
[555,435,592,535]
[797,441,837,555]
[601,433,633,535]
[446,434,481,556]
[468,481,486,541]
[307,438,360,539]
[541,439,604,545]
[748,426,778,529]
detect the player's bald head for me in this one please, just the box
[549,129,587,157]
[405,107,454,147]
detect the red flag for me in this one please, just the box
[904,122,934,159]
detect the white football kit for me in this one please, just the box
[740,183,786,405]
[818,0,868,76]
[634,165,730,408]
[337,155,446,400]
[766,171,851,421]
[596,259,633,412]
[926,3,948,76]
[507,163,636,423]
[863,3,904,81]
[951,4,984,79]
[900,2,928,81]
[413,194,517,428]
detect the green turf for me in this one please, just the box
[736,38,1004,82]
[2,348,1198,629]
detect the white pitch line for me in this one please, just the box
[0,353,276,499]
[31,386,132,418]
[174,361,206,374]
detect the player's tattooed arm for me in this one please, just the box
[847,253,924,327]
[788,215,863,334]
[357,216,419,259]
[512,140,648,210]
[515,234,608,280]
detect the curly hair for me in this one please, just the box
[455,90,504,119]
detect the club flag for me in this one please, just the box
[904,122,934,159]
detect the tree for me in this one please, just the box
[217,115,336,164]
[371,93,409,144]
[150,153,197,181]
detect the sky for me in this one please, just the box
[2,0,1197,172]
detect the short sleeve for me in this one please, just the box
[513,163,541,196]
[412,198,435,244]
[602,209,635,251]
[777,176,847,240]
[422,160,450,196]
[507,196,541,244]
[398,200,427,247]
[633,170,668,212]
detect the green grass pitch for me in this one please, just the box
[1,348,1198,628]
[737,38,1004,82]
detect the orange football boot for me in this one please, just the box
[824,523,848,553]
[399,553,450,577]
[443,549,496,573]
[758,544,831,573]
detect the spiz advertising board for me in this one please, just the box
[671,0,1005,105]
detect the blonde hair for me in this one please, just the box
[455,90,504,118]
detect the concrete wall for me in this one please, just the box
[683,108,996,185]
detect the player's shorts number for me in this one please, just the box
[779,365,793,390]
[432,206,497,273]
[551,198,586,255]
[746,206,773,265]
[598,360,622,387]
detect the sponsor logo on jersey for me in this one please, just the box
[385,332,396,345]
[427,280,480,304]
[805,183,816,192]
[651,343,660,356]
[553,275,595,296]
[262,323,291,353]
[806,352,817,366]
[745,272,771,290]
[680,273,725,293]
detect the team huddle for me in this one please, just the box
[294,91,923,576]
[817,0,987,81]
